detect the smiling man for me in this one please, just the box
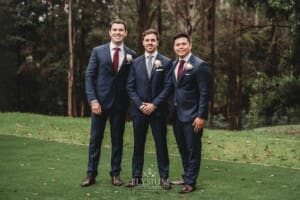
[170,32,210,193]
[126,28,172,189]
[82,19,136,187]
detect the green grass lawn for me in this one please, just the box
[0,112,299,199]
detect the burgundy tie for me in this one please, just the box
[113,47,120,73]
[177,60,185,81]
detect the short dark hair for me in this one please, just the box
[142,28,159,41]
[109,19,127,31]
[172,32,191,45]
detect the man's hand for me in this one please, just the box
[192,117,205,133]
[91,101,102,115]
[140,102,157,115]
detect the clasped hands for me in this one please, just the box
[140,102,156,115]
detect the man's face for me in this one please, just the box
[143,33,159,54]
[109,23,127,44]
[173,37,192,58]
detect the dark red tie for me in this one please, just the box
[177,60,185,81]
[113,47,120,73]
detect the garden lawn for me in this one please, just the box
[0,112,299,199]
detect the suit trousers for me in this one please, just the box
[173,118,203,186]
[87,106,126,177]
[131,114,169,180]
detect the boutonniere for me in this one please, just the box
[126,54,133,63]
[154,59,163,69]
[184,62,193,71]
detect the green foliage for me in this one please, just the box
[246,73,300,127]
[0,0,299,127]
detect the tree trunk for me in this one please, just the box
[228,6,242,130]
[264,21,278,77]
[157,0,162,35]
[208,0,216,126]
[293,0,300,76]
[67,0,74,116]
[137,0,152,54]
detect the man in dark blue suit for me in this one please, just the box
[170,32,209,193]
[126,29,172,189]
[81,19,136,187]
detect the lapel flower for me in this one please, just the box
[126,54,133,63]
[184,62,193,71]
[154,59,162,68]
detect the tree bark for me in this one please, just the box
[67,0,74,116]
[137,0,152,54]
[208,0,216,126]
[228,6,242,130]
[293,0,300,76]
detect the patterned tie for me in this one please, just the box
[113,47,120,73]
[147,55,153,78]
[177,59,185,81]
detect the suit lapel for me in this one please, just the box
[118,46,133,74]
[150,54,160,80]
[172,59,179,86]
[103,43,114,74]
[176,55,195,86]
[141,55,151,81]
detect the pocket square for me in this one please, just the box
[156,69,164,71]
[184,73,192,76]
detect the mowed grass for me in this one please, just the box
[0,112,300,199]
[1,135,299,200]
[0,112,299,168]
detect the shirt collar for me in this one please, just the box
[110,42,124,51]
[179,53,192,62]
[145,51,158,59]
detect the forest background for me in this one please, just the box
[0,0,299,130]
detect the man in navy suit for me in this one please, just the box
[170,32,209,193]
[126,29,172,189]
[81,19,136,187]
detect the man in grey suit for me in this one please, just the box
[170,32,209,193]
[126,29,172,189]
[81,19,136,187]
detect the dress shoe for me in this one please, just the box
[170,179,184,185]
[81,176,95,187]
[160,179,171,190]
[180,184,194,193]
[125,178,143,187]
[112,176,123,186]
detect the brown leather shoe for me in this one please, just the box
[180,184,194,193]
[81,176,95,187]
[112,176,123,186]
[125,178,143,188]
[160,179,171,190]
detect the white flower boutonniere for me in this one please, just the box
[154,59,163,68]
[126,54,133,63]
[184,62,193,71]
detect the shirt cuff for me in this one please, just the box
[90,99,99,105]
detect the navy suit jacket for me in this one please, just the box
[85,43,136,111]
[127,53,172,117]
[171,54,209,122]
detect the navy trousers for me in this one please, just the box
[87,107,126,177]
[131,114,169,180]
[173,118,203,186]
